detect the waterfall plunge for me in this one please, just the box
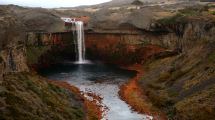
[61,17,90,64]
[72,21,90,64]
[73,21,85,62]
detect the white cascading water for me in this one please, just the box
[72,21,92,64]
[73,21,86,63]
[61,17,88,64]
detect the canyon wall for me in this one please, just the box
[25,32,76,70]
[85,31,178,64]
[0,6,28,78]
[0,5,67,76]
[84,16,215,119]
[0,6,86,120]
[137,15,215,120]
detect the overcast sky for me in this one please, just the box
[0,0,111,8]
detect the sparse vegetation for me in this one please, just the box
[138,39,215,119]
[26,46,50,64]
[175,85,215,120]
[179,7,202,16]
[158,7,203,25]
[158,13,186,25]
[1,1,215,120]
[208,52,215,62]
[157,71,171,83]
[0,73,84,120]
[209,11,215,15]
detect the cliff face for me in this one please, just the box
[0,5,67,76]
[1,46,29,73]
[25,32,76,70]
[84,8,215,119]
[84,6,215,64]
[0,6,28,77]
[85,32,170,64]
[0,3,215,120]
[0,6,86,120]
[136,14,215,120]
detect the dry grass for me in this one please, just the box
[175,85,215,120]
[0,73,85,120]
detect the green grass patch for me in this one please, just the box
[48,83,66,94]
[208,52,215,62]
[26,46,50,64]
[158,7,202,25]
[158,13,186,25]
[179,7,201,16]
[209,11,215,15]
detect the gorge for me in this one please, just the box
[0,0,215,120]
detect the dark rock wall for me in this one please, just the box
[25,32,76,70]
[0,5,68,76]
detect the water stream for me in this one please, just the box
[55,18,152,120]
[61,17,88,64]
[40,63,152,120]
[72,21,86,63]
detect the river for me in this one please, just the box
[40,62,152,120]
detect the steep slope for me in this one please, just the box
[85,5,215,120]
[0,73,84,120]
[0,5,88,120]
[0,2,215,120]
[137,8,215,120]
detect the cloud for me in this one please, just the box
[0,0,111,8]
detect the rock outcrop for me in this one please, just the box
[0,5,86,120]
[0,5,68,76]
[0,6,28,77]
[84,5,215,119]
[1,46,29,73]
[0,2,215,120]
[136,10,215,120]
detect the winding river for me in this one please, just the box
[40,62,152,120]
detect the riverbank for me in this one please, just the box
[0,73,85,120]
[119,64,167,120]
[48,80,103,120]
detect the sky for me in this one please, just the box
[0,0,111,8]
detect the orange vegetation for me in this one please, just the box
[119,64,167,120]
[49,80,103,120]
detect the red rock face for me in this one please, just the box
[85,33,165,64]
[26,31,167,68]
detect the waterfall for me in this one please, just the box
[72,20,91,64]
[73,21,86,63]
[61,17,90,64]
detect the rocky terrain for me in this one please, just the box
[0,4,87,120]
[0,0,215,120]
[84,1,215,119]
[0,73,84,120]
